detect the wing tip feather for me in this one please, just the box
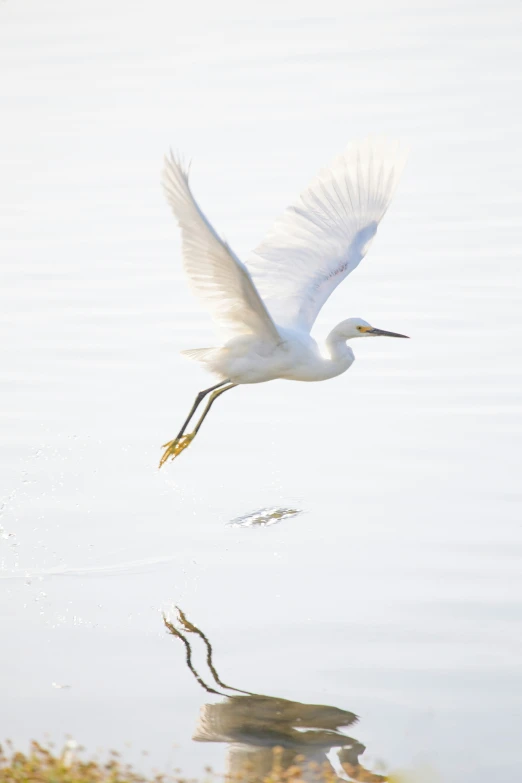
[162,149,192,192]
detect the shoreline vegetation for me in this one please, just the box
[0,740,381,783]
[0,740,204,783]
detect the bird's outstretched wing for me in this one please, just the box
[247,137,406,333]
[163,153,280,342]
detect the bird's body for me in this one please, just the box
[185,326,354,384]
[159,137,408,465]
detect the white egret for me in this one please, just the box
[159,137,408,467]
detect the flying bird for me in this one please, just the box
[159,138,408,467]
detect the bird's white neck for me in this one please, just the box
[323,325,356,376]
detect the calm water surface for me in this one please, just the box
[1,2,521,780]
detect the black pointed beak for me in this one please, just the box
[367,328,409,338]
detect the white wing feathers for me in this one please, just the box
[162,152,280,342]
[247,137,406,333]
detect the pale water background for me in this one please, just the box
[1,1,522,780]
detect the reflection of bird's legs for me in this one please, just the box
[176,607,253,695]
[159,380,232,467]
[162,613,225,696]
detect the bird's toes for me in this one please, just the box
[158,434,195,468]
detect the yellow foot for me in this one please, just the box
[159,433,195,468]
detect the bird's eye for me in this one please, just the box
[356,326,363,331]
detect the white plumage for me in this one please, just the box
[247,137,406,333]
[159,138,408,465]
[162,157,280,344]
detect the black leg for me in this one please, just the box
[175,380,230,440]
[192,383,236,435]
[159,381,236,468]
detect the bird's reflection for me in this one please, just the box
[164,609,387,782]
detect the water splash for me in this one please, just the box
[228,507,302,528]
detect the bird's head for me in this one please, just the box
[339,317,409,340]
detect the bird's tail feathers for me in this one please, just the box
[180,347,226,378]
[181,347,217,362]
